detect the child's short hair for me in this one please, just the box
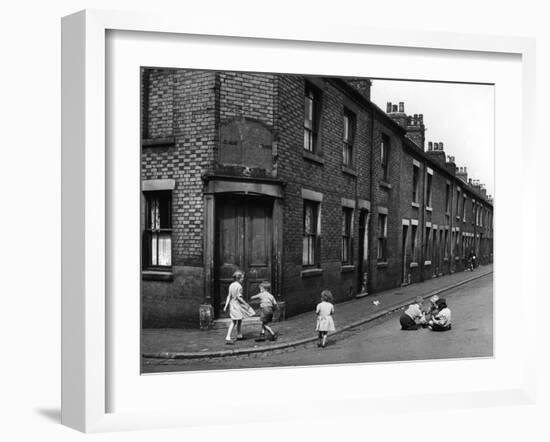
[232,270,245,280]
[259,281,271,291]
[321,290,333,303]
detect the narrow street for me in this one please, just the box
[143,274,493,373]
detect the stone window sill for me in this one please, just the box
[377,261,388,268]
[342,166,358,177]
[409,262,419,268]
[456,215,461,220]
[424,260,432,266]
[379,181,392,190]
[341,264,356,273]
[301,268,323,278]
[411,202,420,208]
[142,270,174,281]
[303,151,325,165]
[443,257,449,262]
[426,206,433,212]
[142,137,176,147]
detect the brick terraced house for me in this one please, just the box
[141,68,493,328]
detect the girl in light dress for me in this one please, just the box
[223,270,255,344]
[315,290,335,348]
[429,298,452,331]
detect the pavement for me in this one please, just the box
[142,264,493,359]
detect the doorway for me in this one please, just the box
[357,210,369,294]
[214,196,273,318]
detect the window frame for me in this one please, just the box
[426,172,433,208]
[302,199,321,267]
[304,82,322,154]
[377,213,388,262]
[342,108,356,168]
[412,164,420,203]
[142,190,173,270]
[380,133,390,181]
[445,182,451,214]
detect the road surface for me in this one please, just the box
[142,274,493,373]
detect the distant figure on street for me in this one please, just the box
[429,298,452,331]
[316,290,335,348]
[467,250,477,271]
[399,296,424,330]
[250,281,278,342]
[223,270,255,344]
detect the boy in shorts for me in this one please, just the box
[250,281,278,341]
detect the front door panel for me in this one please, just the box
[215,196,273,318]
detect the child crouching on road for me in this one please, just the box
[316,290,335,348]
[419,295,440,327]
[250,281,278,342]
[429,298,452,331]
[399,296,424,330]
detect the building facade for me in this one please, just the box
[141,68,493,328]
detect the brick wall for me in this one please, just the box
[141,69,217,327]
[140,69,494,327]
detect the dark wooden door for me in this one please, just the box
[215,196,273,318]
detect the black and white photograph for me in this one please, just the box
[140,69,494,373]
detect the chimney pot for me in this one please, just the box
[440,142,444,150]
[428,141,433,151]
[419,114,423,123]
[392,104,398,112]
[399,102,404,112]
[386,102,392,113]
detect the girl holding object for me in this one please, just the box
[429,298,452,331]
[223,270,255,344]
[315,290,335,348]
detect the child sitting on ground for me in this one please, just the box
[399,296,424,330]
[316,290,335,348]
[429,298,452,331]
[419,295,440,327]
[250,281,278,342]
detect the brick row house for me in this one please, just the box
[140,68,493,328]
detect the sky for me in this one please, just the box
[370,79,494,198]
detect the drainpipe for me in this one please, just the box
[419,160,426,282]
[367,109,375,294]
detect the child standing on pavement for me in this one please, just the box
[316,290,335,348]
[223,270,255,345]
[250,281,278,342]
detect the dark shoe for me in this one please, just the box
[269,333,278,341]
[225,340,234,345]
[236,335,245,341]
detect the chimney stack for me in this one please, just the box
[426,140,446,166]
[399,102,404,112]
[386,102,392,113]
[445,155,457,175]
[347,78,372,100]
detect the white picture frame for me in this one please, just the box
[61,9,537,433]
